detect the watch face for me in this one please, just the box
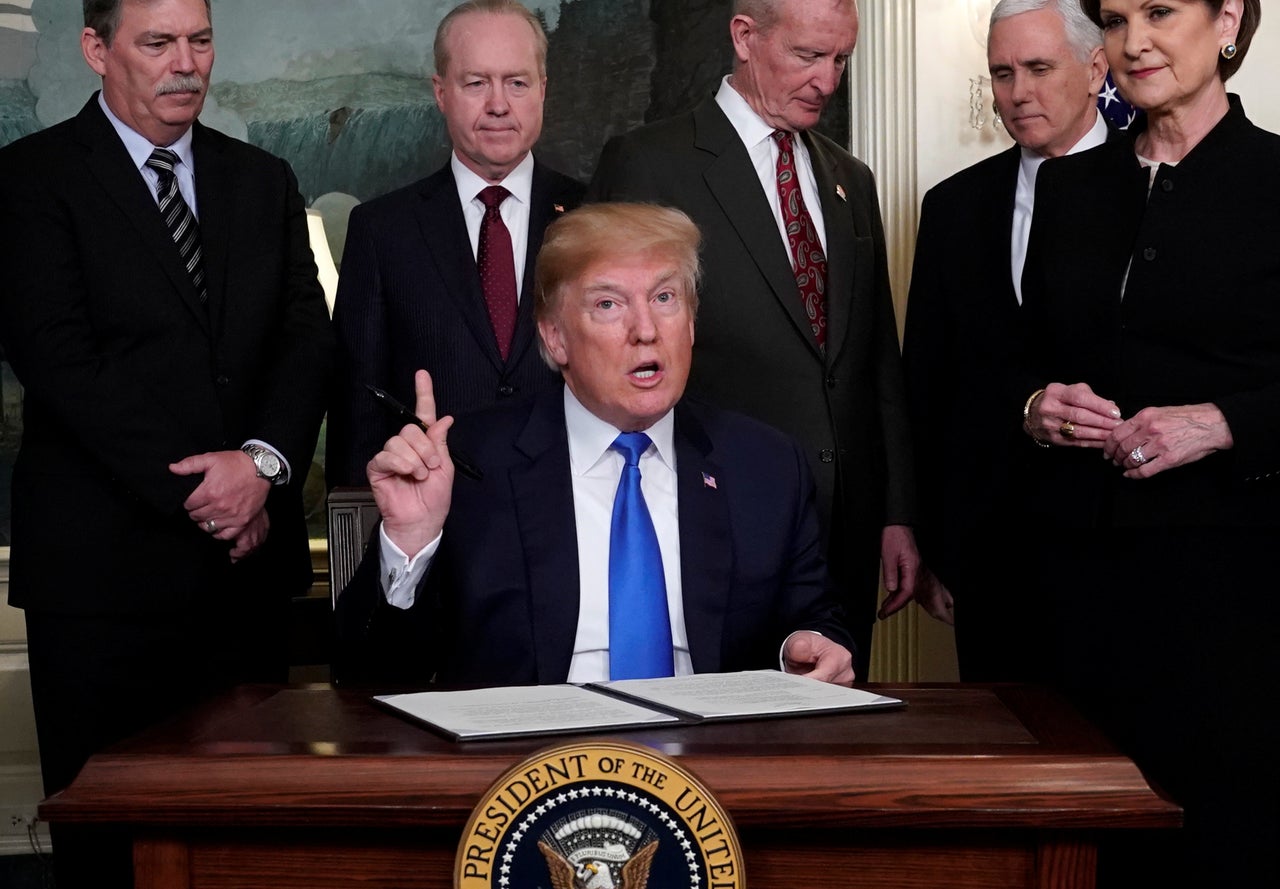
[257,450,281,478]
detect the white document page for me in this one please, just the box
[376,685,681,739]
[599,670,902,719]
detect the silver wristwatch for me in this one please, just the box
[242,443,287,486]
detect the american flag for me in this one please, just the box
[1098,72,1142,131]
[702,472,717,489]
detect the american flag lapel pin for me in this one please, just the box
[702,471,718,490]
[553,203,565,213]
[835,184,847,202]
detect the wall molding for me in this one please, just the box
[851,0,928,682]
[851,0,918,334]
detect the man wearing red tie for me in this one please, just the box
[328,0,584,488]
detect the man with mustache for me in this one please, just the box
[0,1,331,881]
[327,0,584,488]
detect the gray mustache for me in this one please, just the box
[156,75,205,96]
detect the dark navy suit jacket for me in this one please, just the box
[335,388,851,686]
[327,159,584,488]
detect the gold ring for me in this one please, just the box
[1059,421,1075,439]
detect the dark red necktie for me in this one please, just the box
[476,185,518,360]
[773,130,827,348]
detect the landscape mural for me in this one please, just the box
[0,0,851,544]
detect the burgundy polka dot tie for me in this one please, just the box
[773,131,827,349]
[477,185,518,360]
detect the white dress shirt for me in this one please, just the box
[377,387,691,682]
[1011,109,1109,305]
[452,151,535,300]
[715,75,829,258]
[99,92,199,219]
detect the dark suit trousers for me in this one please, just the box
[1040,525,1278,889]
[26,590,289,889]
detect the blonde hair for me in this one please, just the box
[534,203,702,367]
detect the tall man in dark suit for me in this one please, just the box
[901,0,1108,680]
[587,0,914,677]
[0,0,331,873]
[327,0,585,488]
[337,203,855,687]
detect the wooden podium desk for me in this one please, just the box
[41,683,1179,889]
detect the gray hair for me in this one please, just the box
[84,0,212,46]
[732,0,781,29]
[989,0,1101,62]
[732,0,856,32]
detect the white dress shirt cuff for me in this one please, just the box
[378,524,441,609]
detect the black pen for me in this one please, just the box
[365,384,484,481]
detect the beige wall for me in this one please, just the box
[1227,21,1280,131]
[915,0,1012,198]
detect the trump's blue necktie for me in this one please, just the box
[608,432,674,679]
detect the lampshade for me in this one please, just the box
[306,208,339,316]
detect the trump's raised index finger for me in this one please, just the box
[414,369,439,426]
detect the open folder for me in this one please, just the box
[375,670,904,741]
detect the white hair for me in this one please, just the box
[989,0,1102,62]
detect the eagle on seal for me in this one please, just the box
[538,839,657,889]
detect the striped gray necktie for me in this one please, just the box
[145,148,207,303]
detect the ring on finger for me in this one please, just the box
[1059,420,1075,439]
[1129,445,1147,465]
[204,519,217,533]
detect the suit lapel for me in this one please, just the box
[508,393,581,684]
[192,122,231,336]
[411,169,505,372]
[510,160,563,371]
[806,133,859,366]
[988,146,1022,314]
[988,147,1018,310]
[673,403,733,674]
[694,100,822,359]
[75,99,211,335]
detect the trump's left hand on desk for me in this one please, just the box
[782,631,856,686]
[367,369,455,558]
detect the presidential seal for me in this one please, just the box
[455,740,743,889]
